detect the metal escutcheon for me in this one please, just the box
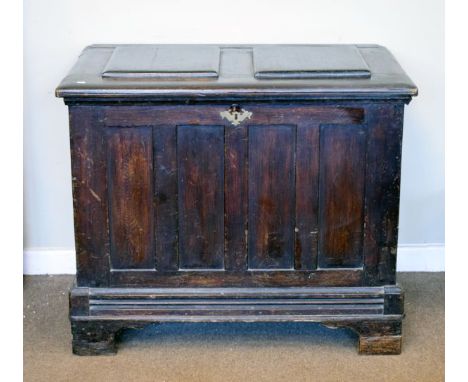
[220,104,252,126]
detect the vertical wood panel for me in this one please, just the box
[178,126,225,269]
[363,104,404,285]
[108,127,154,269]
[318,125,366,268]
[295,123,320,270]
[154,126,178,271]
[248,125,295,269]
[225,125,248,271]
[69,106,110,287]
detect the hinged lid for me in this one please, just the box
[56,44,417,101]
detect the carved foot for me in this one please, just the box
[323,318,402,355]
[71,321,120,356]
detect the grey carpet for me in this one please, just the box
[24,273,444,382]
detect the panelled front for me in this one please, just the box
[70,104,402,288]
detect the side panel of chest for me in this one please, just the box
[69,103,403,288]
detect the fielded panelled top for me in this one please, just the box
[56,44,417,101]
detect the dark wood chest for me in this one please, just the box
[56,44,417,355]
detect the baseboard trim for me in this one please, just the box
[23,244,445,275]
[396,244,445,272]
[23,248,77,275]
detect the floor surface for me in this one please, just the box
[24,273,444,382]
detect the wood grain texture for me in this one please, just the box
[109,269,363,287]
[224,125,248,271]
[107,127,154,269]
[363,104,404,285]
[295,122,320,270]
[153,126,178,271]
[358,335,402,355]
[177,126,225,269]
[318,124,366,268]
[248,125,296,269]
[69,106,110,287]
[102,105,364,127]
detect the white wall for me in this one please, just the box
[23,0,444,272]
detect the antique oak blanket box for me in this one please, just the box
[56,44,417,355]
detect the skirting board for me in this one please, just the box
[23,244,445,275]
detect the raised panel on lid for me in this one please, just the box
[253,45,371,79]
[102,45,220,79]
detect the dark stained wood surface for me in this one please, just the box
[69,104,378,287]
[101,105,365,127]
[318,124,366,268]
[248,125,296,269]
[107,127,154,269]
[224,125,248,271]
[363,104,404,285]
[109,269,363,287]
[67,103,407,289]
[56,44,417,101]
[153,126,178,271]
[69,106,110,287]
[177,126,225,269]
[295,122,320,270]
